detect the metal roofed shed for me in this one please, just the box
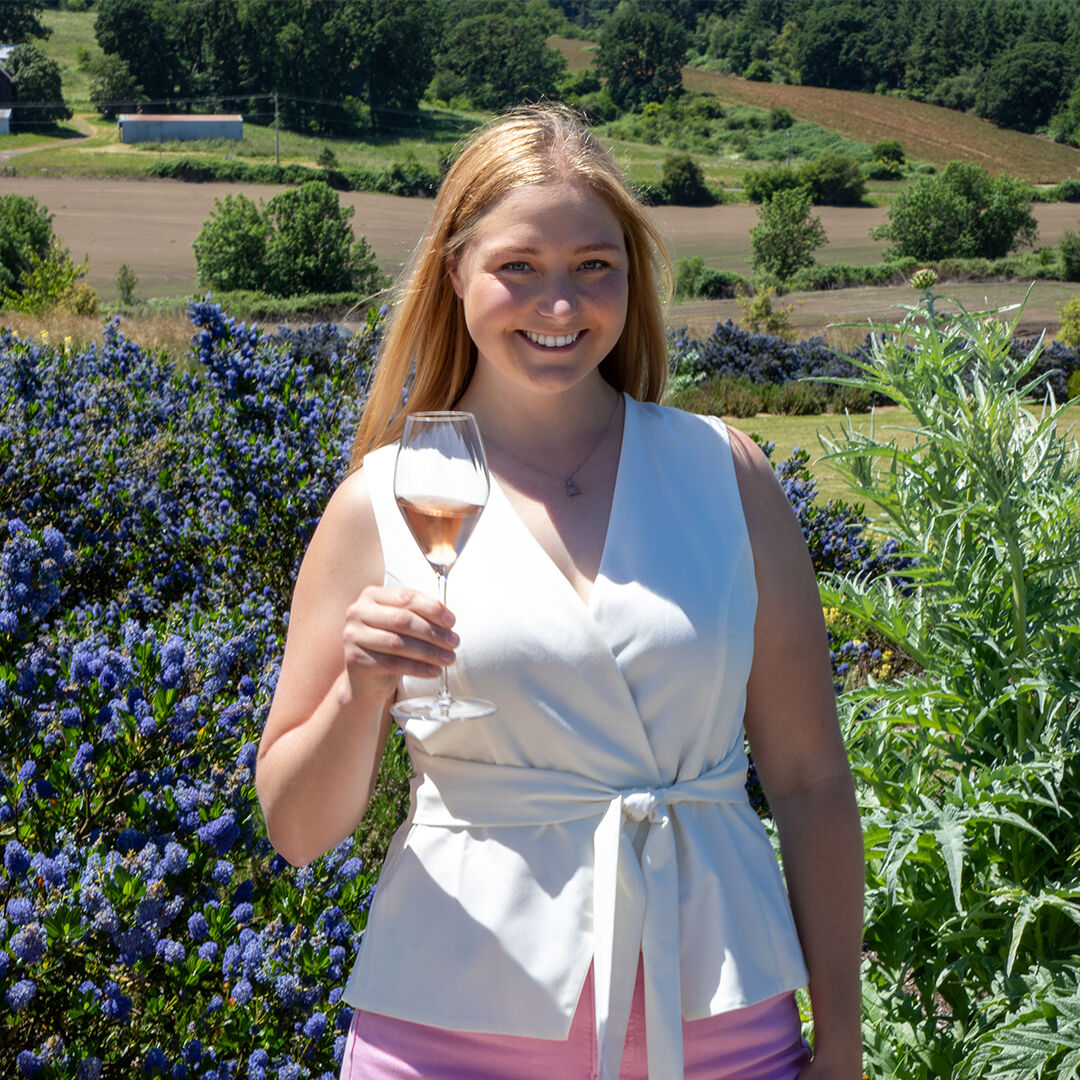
[118,114,243,143]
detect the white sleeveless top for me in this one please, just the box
[344,397,808,1080]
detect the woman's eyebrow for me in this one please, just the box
[487,241,624,257]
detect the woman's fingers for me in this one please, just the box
[343,586,459,679]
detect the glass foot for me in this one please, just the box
[390,694,496,722]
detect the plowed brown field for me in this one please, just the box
[681,71,1080,184]
[2,175,1076,339]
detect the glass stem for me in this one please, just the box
[435,570,451,706]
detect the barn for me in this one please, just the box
[117,114,243,144]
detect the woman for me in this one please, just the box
[256,104,863,1080]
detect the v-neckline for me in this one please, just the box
[486,394,630,613]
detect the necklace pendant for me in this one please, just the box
[565,476,582,497]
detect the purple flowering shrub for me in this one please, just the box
[668,320,1080,403]
[0,302,390,1078]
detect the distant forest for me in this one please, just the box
[8,0,1080,146]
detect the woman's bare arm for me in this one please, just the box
[730,427,864,1079]
[256,468,459,866]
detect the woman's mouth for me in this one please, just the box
[521,330,582,349]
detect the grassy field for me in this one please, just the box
[727,398,1080,505]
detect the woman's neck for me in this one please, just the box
[458,371,621,463]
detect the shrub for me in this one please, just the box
[1060,296,1080,347]
[660,153,714,206]
[0,195,54,296]
[115,263,138,306]
[870,140,904,165]
[744,165,804,204]
[1068,369,1080,400]
[674,257,745,299]
[193,193,268,294]
[0,301,396,1074]
[2,240,99,317]
[771,379,827,415]
[1059,230,1080,282]
[861,159,902,181]
[767,107,794,130]
[737,284,798,338]
[1054,177,1080,202]
[827,384,873,413]
[807,152,866,206]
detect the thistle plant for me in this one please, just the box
[819,288,1080,1079]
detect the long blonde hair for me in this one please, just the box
[350,103,672,465]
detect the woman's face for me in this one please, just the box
[448,180,629,401]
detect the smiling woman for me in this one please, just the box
[256,103,864,1080]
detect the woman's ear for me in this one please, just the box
[446,253,464,299]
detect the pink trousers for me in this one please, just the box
[339,965,811,1080]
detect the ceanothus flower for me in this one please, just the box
[6,978,37,1010]
[6,897,34,925]
[303,1011,327,1039]
[198,813,239,855]
[156,939,185,964]
[10,923,46,964]
[4,840,31,877]
[16,1049,42,1077]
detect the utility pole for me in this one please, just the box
[274,93,280,165]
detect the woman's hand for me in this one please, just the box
[343,584,459,703]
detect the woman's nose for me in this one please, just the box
[539,274,577,319]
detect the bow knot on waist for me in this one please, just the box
[620,787,669,822]
[408,745,753,1080]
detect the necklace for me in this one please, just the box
[488,393,622,498]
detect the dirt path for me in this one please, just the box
[1,175,1076,335]
[0,117,95,165]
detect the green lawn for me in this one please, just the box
[727,399,1080,506]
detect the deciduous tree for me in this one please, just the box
[436,11,566,111]
[749,186,826,281]
[595,1,688,111]
[874,161,1038,261]
[975,40,1068,133]
[0,0,50,44]
[4,44,70,127]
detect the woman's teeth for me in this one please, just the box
[523,330,580,348]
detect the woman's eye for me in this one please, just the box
[500,261,531,272]
[580,259,609,271]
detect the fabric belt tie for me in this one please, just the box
[408,747,749,1080]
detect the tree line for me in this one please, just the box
[5,0,1080,145]
[687,0,1080,142]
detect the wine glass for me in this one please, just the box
[390,411,496,722]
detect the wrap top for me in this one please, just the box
[343,397,808,1080]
